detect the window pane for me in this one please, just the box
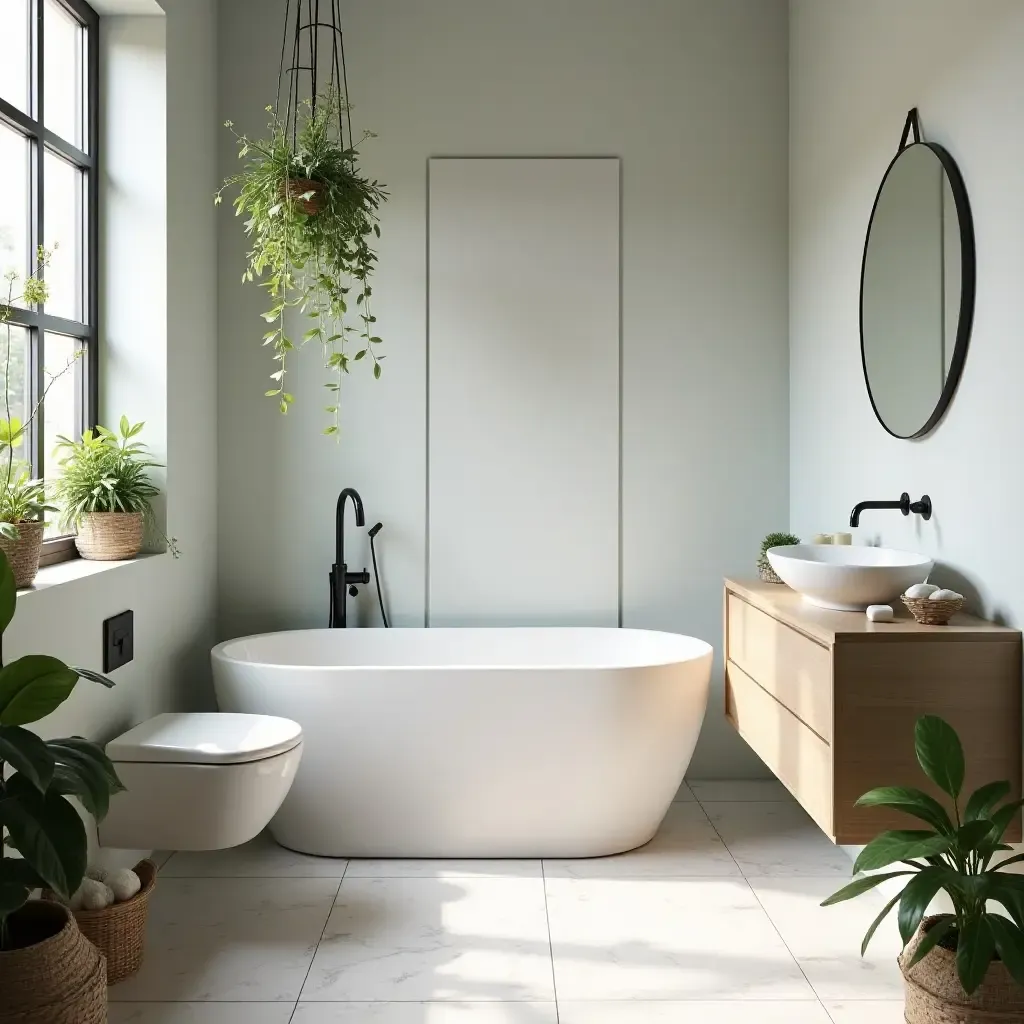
[0,0,31,114]
[43,333,79,509]
[44,0,86,150]
[0,125,30,284]
[43,150,84,321]
[0,324,31,464]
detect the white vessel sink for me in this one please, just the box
[766,544,933,611]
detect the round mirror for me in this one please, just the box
[860,139,975,438]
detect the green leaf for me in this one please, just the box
[820,871,914,907]
[119,414,130,439]
[957,818,999,854]
[0,548,15,633]
[986,914,1024,986]
[0,776,88,899]
[957,915,995,995]
[0,724,54,792]
[854,830,953,873]
[0,656,79,725]
[987,880,1024,929]
[898,868,948,944]
[906,914,955,968]
[69,667,115,689]
[861,890,902,956]
[369,336,382,343]
[373,363,382,380]
[915,715,965,799]
[354,349,366,360]
[48,737,125,794]
[855,786,955,835]
[964,781,1011,823]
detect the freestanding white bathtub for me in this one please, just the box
[211,628,712,858]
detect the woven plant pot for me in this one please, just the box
[0,900,107,1023]
[757,557,784,585]
[0,520,45,587]
[282,177,324,214]
[901,916,1024,1023]
[45,860,156,985]
[902,595,964,626]
[75,512,144,561]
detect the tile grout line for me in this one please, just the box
[540,859,561,1023]
[700,808,828,1017]
[288,860,349,1024]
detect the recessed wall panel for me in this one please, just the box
[428,158,620,625]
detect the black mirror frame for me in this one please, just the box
[859,108,976,440]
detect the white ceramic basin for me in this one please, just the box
[766,544,933,611]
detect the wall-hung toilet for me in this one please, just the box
[99,713,303,851]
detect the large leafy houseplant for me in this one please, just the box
[217,93,387,435]
[823,715,1024,996]
[0,547,124,950]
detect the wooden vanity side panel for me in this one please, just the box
[726,594,833,742]
[725,659,834,835]
[832,639,1023,844]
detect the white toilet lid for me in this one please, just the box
[106,713,303,765]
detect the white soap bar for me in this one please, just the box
[867,604,894,622]
[929,589,961,601]
[904,583,939,599]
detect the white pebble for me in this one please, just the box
[904,583,939,599]
[80,878,114,910]
[107,868,141,903]
[67,884,85,911]
[928,589,961,601]
[867,604,894,622]
[85,866,109,883]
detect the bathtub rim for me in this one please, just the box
[211,626,713,674]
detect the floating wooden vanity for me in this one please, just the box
[724,579,1023,843]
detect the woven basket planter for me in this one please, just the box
[902,595,964,626]
[757,558,784,585]
[45,860,156,985]
[0,900,107,1023]
[901,916,1024,1022]
[282,177,324,214]
[75,512,144,561]
[0,520,45,587]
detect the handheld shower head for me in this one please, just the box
[368,522,383,539]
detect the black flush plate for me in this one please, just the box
[103,610,134,672]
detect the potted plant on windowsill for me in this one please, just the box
[823,715,1024,1021]
[51,416,177,561]
[0,547,125,1023]
[0,246,80,587]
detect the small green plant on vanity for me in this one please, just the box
[216,94,387,436]
[823,715,1024,996]
[0,546,124,950]
[757,531,799,584]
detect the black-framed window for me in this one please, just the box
[0,0,98,562]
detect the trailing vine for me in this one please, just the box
[216,94,387,436]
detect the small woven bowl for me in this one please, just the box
[902,595,964,626]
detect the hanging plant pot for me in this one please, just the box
[0,520,45,587]
[0,901,107,1024]
[901,916,1024,1023]
[282,177,325,214]
[75,512,144,561]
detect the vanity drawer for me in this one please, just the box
[726,594,832,741]
[726,659,833,837]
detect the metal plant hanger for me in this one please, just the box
[277,0,354,157]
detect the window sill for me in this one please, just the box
[17,551,165,599]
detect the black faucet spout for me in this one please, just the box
[850,492,932,528]
[330,487,369,628]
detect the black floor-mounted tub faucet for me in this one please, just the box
[329,487,371,627]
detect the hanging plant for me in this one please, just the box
[216,2,387,437]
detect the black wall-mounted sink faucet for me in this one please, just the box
[850,492,932,528]
[329,487,371,628]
